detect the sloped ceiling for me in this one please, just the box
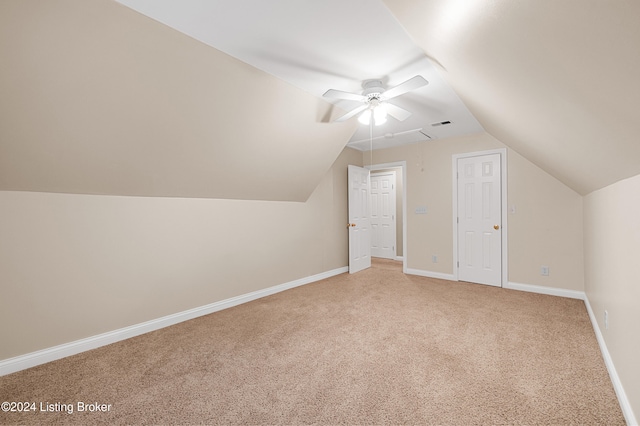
[3,1,639,200]
[383,0,640,195]
[0,0,356,201]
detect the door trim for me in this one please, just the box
[452,149,508,287]
[368,161,407,274]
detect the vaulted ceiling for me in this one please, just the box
[1,0,639,199]
[383,0,640,195]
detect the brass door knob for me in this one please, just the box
[347,223,356,228]
[494,224,500,230]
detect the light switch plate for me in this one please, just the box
[415,206,427,214]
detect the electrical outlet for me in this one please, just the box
[604,310,609,330]
[432,255,438,263]
[540,266,549,276]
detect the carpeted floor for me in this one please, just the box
[0,258,625,425]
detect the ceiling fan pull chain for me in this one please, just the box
[370,118,373,166]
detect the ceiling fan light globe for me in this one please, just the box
[358,110,372,125]
[374,104,387,125]
[374,115,387,126]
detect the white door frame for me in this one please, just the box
[452,149,508,287]
[367,161,407,273]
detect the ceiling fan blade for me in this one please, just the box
[323,89,367,102]
[382,75,428,100]
[384,102,412,122]
[335,104,369,122]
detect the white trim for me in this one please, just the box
[368,161,407,275]
[584,297,638,426]
[505,281,585,300]
[481,280,637,424]
[395,256,404,261]
[405,268,456,282]
[0,266,348,377]
[452,148,508,287]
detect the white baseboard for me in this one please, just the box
[405,268,456,282]
[505,281,585,300]
[505,282,636,424]
[0,266,348,377]
[584,297,637,426]
[405,274,635,422]
[395,256,404,261]
[406,274,587,302]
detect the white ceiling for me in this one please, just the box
[114,0,484,151]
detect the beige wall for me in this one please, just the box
[584,173,640,419]
[369,132,584,290]
[0,0,356,202]
[0,147,362,361]
[508,149,584,290]
[383,0,640,196]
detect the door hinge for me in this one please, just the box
[457,261,459,268]
[457,217,459,223]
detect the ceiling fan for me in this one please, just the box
[323,75,428,125]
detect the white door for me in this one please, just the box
[370,172,396,259]
[457,154,502,286]
[348,165,371,274]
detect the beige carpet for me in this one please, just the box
[0,259,624,425]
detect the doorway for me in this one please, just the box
[369,162,406,272]
[347,162,406,274]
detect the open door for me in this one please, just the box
[348,165,371,273]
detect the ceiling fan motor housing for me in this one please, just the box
[362,80,386,100]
